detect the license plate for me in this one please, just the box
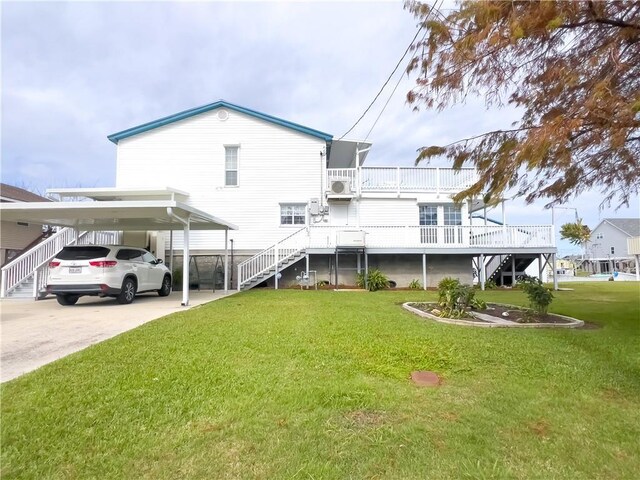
[69,267,82,274]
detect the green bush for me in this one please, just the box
[408,279,422,290]
[437,277,476,318]
[484,279,497,289]
[355,269,390,292]
[470,297,487,310]
[521,279,554,315]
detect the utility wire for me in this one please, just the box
[338,1,441,141]
[364,27,430,142]
[338,24,424,140]
[364,0,442,142]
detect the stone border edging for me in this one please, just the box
[402,303,584,329]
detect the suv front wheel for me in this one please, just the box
[158,275,171,297]
[117,278,137,304]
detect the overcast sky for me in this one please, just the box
[2,0,638,255]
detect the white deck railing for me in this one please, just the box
[308,225,553,249]
[327,167,478,194]
[1,228,120,298]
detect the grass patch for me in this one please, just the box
[2,283,639,479]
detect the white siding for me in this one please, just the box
[358,198,418,226]
[356,197,469,227]
[590,222,631,258]
[115,108,326,251]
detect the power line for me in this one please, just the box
[364,25,430,142]
[338,0,441,141]
[338,24,423,140]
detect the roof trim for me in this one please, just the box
[107,100,333,144]
[0,200,238,231]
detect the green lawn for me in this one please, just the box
[2,283,639,479]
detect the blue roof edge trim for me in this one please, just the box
[107,100,333,144]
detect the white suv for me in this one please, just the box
[47,245,172,305]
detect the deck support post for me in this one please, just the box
[635,255,640,281]
[552,253,559,290]
[479,253,485,291]
[511,254,516,286]
[224,229,229,293]
[422,253,427,290]
[364,251,369,290]
[538,253,544,283]
[275,243,279,290]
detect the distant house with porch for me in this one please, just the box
[583,218,640,274]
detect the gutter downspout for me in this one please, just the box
[167,207,191,306]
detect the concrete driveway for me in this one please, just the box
[0,290,234,382]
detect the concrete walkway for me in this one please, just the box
[0,290,235,382]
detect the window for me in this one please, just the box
[419,205,438,226]
[419,205,438,244]
[58,246,110,260]
[225,146,239,186]
[280,204,306,225]
[443,205,462,225]
[610,246,615,255]
[596,233,604,240]
[116,249,143,262]
[142,252,157,263]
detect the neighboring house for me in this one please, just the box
[0,184,51,265]
[107,100,554,288]
[1,100,556,297]
[547,256,578,276]
[584,218,640,274]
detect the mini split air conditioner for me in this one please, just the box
[330,180,352,195]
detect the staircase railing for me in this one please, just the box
[237,227,308,290]
[0,228,120,298]
[484,254,510,282]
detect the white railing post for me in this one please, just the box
[32,269,39,300]
[237,264,242,291]
[436,167,440,196]
[1,269,7,298]
[396,167,401,196]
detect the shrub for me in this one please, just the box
[437,277,476,318]
[515,274,538,289]
[484,279,497,289]
[470,297,487,310]
[355,269,390,292]
[408,279,422,290]
[520,278,554,315]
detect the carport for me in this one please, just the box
[0,187,238,306]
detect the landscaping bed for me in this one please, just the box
[405,302,584,328]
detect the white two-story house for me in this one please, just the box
[108,100,555,289]
[1,100,556,298]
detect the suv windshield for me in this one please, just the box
[56,246,111,260]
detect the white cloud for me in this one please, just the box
[1,0,637,230]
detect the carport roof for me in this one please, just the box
[0,199,238,231]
